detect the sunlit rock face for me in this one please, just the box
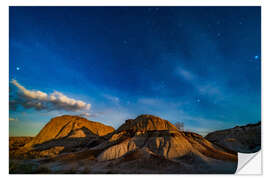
[205,122,261,153]
[116,114,179,133]
[10,114,238,174]
[24,115,115,148]
[96,114,237,162]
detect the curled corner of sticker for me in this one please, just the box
[235,150,262,175]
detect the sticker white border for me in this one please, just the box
[1,0,266,179]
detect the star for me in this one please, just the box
[196,98,201,103]
[16,67,20,71]
[254,55,259,60]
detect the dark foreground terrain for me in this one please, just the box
[9,115,245,174]
[205,122,261,153]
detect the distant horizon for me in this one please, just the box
[9,113,261,137]
[9,7,261,137]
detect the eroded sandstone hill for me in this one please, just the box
[10,114,238,173]
[205,122,261,153]
[24,115,114,149]
[91,114,237,162]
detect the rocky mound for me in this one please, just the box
[205,122,261,153]
[90,115,237,164]
[10,114,238,173]
[116,114,179,133]
[24,115,114,149]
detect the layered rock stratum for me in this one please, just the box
[205,122,261,153]
[94,115,237,162]
[24,115,114,148]
[10,114,241,174]
[10,115,114,159]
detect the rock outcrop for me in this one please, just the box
[24,115,114,149]
[205,122,261,153]
[10,114,239,174]
[116,114,179,133]
[93,115,237,163]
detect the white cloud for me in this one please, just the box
[48,91,91,111]
[10,79,91,112]
[11,79,48,100]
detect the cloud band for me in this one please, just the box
[10,79,91,112]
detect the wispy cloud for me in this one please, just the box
[137,98,162,106]
[175,66,223,98]
[10,79,91,112]
[175,67,195,81]
[90,107,135,128]
[77,112,103,118]
[103,94,120,104]
[78,112,91,118]
[180,115,231,136]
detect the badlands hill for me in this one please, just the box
[10,115,114,159]
[95,114,237,162]
[10,114,238,174]
[205,122,261,153]
[24,115,114,148]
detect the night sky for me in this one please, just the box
[9,7,261,136]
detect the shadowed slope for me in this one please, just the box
[10,114,238,174]
[24,115,114,148]
[94,115,237,162]
[205,122,261,153]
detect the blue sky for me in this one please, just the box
[9,7,261,136]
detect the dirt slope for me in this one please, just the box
[10,114,238,173]
[91,115,237,162]
[24,115,114,148]
[205,122,261,153]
